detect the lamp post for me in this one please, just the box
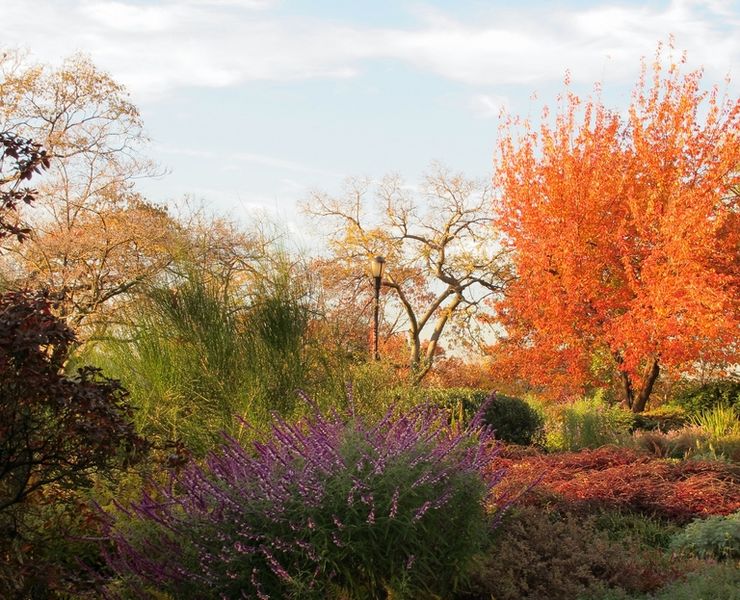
[370,256,385,361]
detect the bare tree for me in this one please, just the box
[304,164,512,382]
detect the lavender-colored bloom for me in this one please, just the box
[99,394,508,598]
[412,501,432,522]
[389,487,399,519]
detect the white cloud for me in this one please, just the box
[155,143,343,178]
[83,1,176,32]
[174,0,276,7]
[2,0,737,102]
[470,93,509,119]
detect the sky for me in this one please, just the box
[1,0,739,235]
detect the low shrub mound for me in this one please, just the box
[100,399,506,599]
[590,563,740,600]
[632,427,740,462]
[461,506,687,600]
[481,394,545,446]
[669,511,740,561]
[490,447,740,523]
[632,405,689,432]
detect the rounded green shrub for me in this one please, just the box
[632,406,689,432]
[482,393,545,446]
[669,511,740,561]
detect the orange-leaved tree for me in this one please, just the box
[492,45,739,412]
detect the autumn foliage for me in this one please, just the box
[0,131,49,242]
[0,290,147,513]
[491,446,740,523]
[492,45,740,411]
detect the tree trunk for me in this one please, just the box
[616,354,660,413]
[410,293,462,386]
[408,330,421,374]
[620,370,635,411]
[632,359,660,413]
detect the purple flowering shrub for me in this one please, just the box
[101,396,506,599]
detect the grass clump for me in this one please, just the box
[544,398,634,451]
[87,266,315,454]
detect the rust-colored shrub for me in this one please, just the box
[462,506,692,600]
[490,447,740,523]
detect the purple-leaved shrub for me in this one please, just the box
[100,393,506,599]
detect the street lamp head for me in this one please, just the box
[370,255,386,279]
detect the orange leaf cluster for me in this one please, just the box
[492,44,740,403]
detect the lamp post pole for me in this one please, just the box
[370,256,385,361]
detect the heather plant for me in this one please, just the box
[100,396,506,599]
[631,427,708,459]
[462,506,681,600]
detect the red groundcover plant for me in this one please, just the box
[491,447,740,523]
[99,394,506,599]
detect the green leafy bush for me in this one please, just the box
[648,564,740,600]
[481,393,545,446]
[413,387,489,425]
[669,511,740,561]
[672,379,740,416]
[594,510,679,551]
[0,290,147,598]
